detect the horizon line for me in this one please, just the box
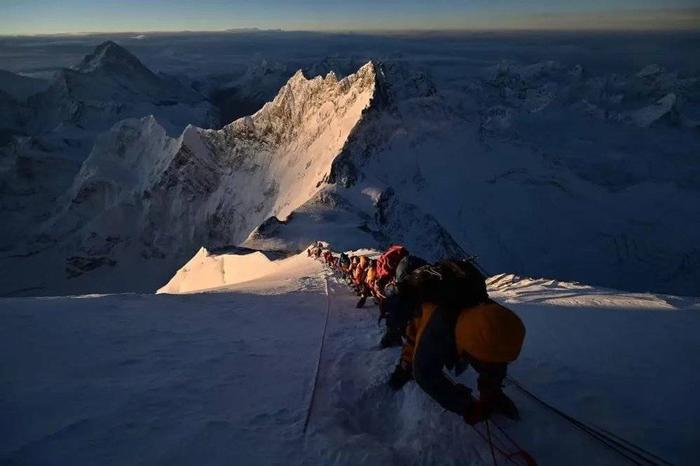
[2,25,699,38]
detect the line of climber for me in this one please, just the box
[307,241,673,466]
[307,241,524,425]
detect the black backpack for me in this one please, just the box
[399,259,488,315]
[395,255,428,283]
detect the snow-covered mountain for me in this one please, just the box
[0,41,219,257]
[28,40,218,139]
[247,60,700,295]
[0,62,379,294]
[0,70,46,142]
[1,51,699,297]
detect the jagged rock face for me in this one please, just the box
[18,62,377,293]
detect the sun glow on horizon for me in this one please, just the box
[0,1,698,36]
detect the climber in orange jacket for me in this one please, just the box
[364,259,378,293]
[356,258,379,308]
[388,260,525,425]
[352,255,369,290]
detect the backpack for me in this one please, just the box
[376,245,409,282]
[395,255,427,284]
[399,259,488,313]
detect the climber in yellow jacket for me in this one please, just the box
[388,260,525,424]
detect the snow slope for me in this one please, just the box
[157,247,307,294]
[1,252,698,465]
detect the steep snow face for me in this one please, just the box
[241,61,466,263]
[1,63,377,295]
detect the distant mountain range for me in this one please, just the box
[0,41,698,296]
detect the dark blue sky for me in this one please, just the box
[2,0,698,35]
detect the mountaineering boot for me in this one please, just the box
[476,368,520,420]
[388,364,412,390]
[380,329,403,348]
[482,390,520,420]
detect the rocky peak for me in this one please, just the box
[226,61,377,144]
[75,41,156,79]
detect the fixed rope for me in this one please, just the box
[469,252,673,466]
[443,372,537,466]
[470,420,537,466]
[302,275,333,434]
[312,250,673,466]
[484,420,499,465]
[507,377,673,466]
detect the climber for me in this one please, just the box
[352,255,369,294]
[356,258,378,308]
[388,260,525,425]
[365,259,378,293]
[339,252,351,274]
[347,256,359,282]
[376,246,427,348]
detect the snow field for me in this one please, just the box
[3,251,699,464]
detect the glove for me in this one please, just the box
[388,364,413,391]
[463,399,492,425]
